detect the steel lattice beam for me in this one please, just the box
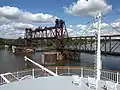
[23,19,120,66]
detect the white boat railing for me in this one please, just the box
[0,68,51,85]
[0,67,120,85]
[0,76,6,85]
[49,67,120,84]
[0,68,120,85]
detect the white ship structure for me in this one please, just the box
[0,13,120,90]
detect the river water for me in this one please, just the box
[0,48,120,74]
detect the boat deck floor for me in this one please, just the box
[0,76,120,90]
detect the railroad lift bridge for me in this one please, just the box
[24,18,120,64]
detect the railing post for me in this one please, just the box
[114,72,119,90]
[17,71,18,79]
[68,67,70,74]
[81,68,83,78]
[117,72,119,84]
[24,57,27,66]
[32,69,35,79]
[56,67,58,75]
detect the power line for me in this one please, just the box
[102,18,120,33]
[68,19,95,35]
[80,19,95,36]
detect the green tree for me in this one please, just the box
[0,38,4,45]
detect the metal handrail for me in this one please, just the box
[24,56,58,76]
[0,68,50,85]
[0,68,120,85]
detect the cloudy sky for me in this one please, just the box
[0,0,120,38]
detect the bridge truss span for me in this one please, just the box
[23,19,120,66]
[63,35,120,55]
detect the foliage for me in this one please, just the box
[0,38,4,45]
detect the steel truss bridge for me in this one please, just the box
[23,20,120,65]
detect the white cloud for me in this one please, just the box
[67,24,87,37]
[64,0,112,16]
[77,24,87,30]
[93,22,108,29]
[67,19,120,37]
[0,6,58,24]
[0,22,37,39]
[112,21,120,28]
[12,23,37,30]
[69,25,73,28]
[0,6,58,39]
[67,28,73,33]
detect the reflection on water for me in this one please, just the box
[0,49,120,74]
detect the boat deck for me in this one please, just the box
[0,76,120,90]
